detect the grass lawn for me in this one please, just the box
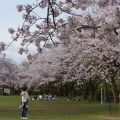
[0,96,119,120]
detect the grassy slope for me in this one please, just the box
[0,96,119,120]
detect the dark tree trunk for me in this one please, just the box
[110,79,119,103]
[103,83,107,102]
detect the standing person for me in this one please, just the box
[20,86,29,119]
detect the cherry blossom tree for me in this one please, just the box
[19,45,67,88]
[59,4,120,102]
[1,0,120,102]
[0,57,20,90]
[5,0,119,56]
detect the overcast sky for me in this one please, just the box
[0,0,37,64]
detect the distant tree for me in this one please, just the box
[0,57,20,89]
[19,45,66,87]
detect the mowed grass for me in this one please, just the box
[0,96,120,120]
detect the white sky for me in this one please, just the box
[0,0,37,64]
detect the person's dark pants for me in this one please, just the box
[21,101,28,117]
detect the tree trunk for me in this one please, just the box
[104,83,107,102]
[110,79,119,103]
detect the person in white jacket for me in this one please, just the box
[20,86,29,119]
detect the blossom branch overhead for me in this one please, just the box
[0,0,119,64]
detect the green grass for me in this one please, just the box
[0,96,119,120]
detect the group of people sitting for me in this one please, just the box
[32,94,58,100]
